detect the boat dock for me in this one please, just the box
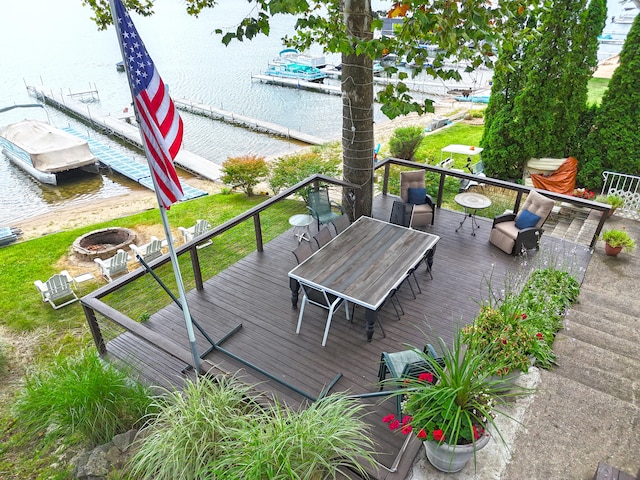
[26,85,222,182]
[251,74,342,97]
[62,126,208,202]
[173,97,328,146]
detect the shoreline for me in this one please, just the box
[12,105,458,241]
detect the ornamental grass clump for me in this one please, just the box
[13,349,154,446]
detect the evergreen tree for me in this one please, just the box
[580,13,640,189]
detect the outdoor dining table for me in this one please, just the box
[288,216,440,342]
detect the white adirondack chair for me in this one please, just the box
[34,270,79,309]
[130,236,163,264]
[178,219,212,248]
[94,249,131,282]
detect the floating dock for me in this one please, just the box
[63,126,207,202]
[251,74,342,97]
[26,85,222,182]
[174,97,328,146]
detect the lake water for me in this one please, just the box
[0,0,634,226]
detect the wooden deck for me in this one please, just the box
[101,194,593,479]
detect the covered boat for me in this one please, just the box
[0,119,99,185]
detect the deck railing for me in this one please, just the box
[602,170,640,220]
[82,161,610,374]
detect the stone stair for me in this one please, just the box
[545,205,601,246]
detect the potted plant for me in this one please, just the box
[382,332,529,473]
[601,228,636,256]
[595,194,625,217]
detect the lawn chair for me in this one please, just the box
[378,344,444,417]
[34,270,79,309]
[130,236,163,264]
[94,249,130,282]
[307,186,345,230]
[178,219,212,248]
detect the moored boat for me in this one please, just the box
[0,118,99,185]
[265,62,327,82]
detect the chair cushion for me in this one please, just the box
[407,187,427,205]
[515,209,541,229]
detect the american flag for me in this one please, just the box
[113,0,184,209]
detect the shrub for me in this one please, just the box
[128,374,259,479]
[129,375,376,480]
[269,151,341,196]
[221,155,269,196]
[13,349,154,446]
[389,126,425,160]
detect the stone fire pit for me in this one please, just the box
[73,228,137,262]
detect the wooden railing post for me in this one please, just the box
[254,213,264,252]
[382,162,391,195]
[83,304,106,354]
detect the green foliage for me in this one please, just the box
[586,78,610,106]
[0,340,7,377]
[601,229,636,252]
[217,395,376,479]
[13,349,154,446]
[129,375,376,479]
[389,126,425,160]
[581,14,640,189]
[269,150,341,195]
[221,155,269,196]
[595,194,625,209]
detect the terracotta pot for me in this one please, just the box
[604,243,623,256]
[423,430,491,473]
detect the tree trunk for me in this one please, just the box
[341,0,373,220]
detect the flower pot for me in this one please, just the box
[423,431,491,473]
[604,243,623,256]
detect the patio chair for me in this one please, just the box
[329,214,351,236]
[312,226,333,250]
[178,219,212,248]
[389,200,414,228]
[489,190,555,255]
[400,170,435,227]
[292,241,314,265]
[34,270,79,309]
[130,236,163,264]
[296,283,350,347]
[307,186,345,230]
[94,249,131,282]
[378,343,444,417]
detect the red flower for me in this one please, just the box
[521,313,527,319]
[502,339,507,345]
[417,428,427,439]
[389,419,400,430]
[418,372,434,383]
[536,332,543,339]
[382,414,395,423]
[472,424,484,440]
[433,429,445,442]
[401,423,413,435]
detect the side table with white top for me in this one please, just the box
[289,214,314,243]
[454,192,492,236]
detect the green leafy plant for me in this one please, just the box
[13,349,154,446]
[269,151,340,196]
[389,126,425,160]
[383,332,527,449]
[601,228,636,252]
[220,154,269,196]
[595,193,624,209]
[461,306,536,377]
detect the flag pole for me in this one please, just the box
[108,0,200,372]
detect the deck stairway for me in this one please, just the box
[544,204,602,246]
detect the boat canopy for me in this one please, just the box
[0,120,97,173]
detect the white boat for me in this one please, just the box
[265,62,327,82]
[277,48,327,68]
[0,116,99,185]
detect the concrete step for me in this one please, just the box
[551,331,640,404]
[575,284,640,323]
[565,305,640,350]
